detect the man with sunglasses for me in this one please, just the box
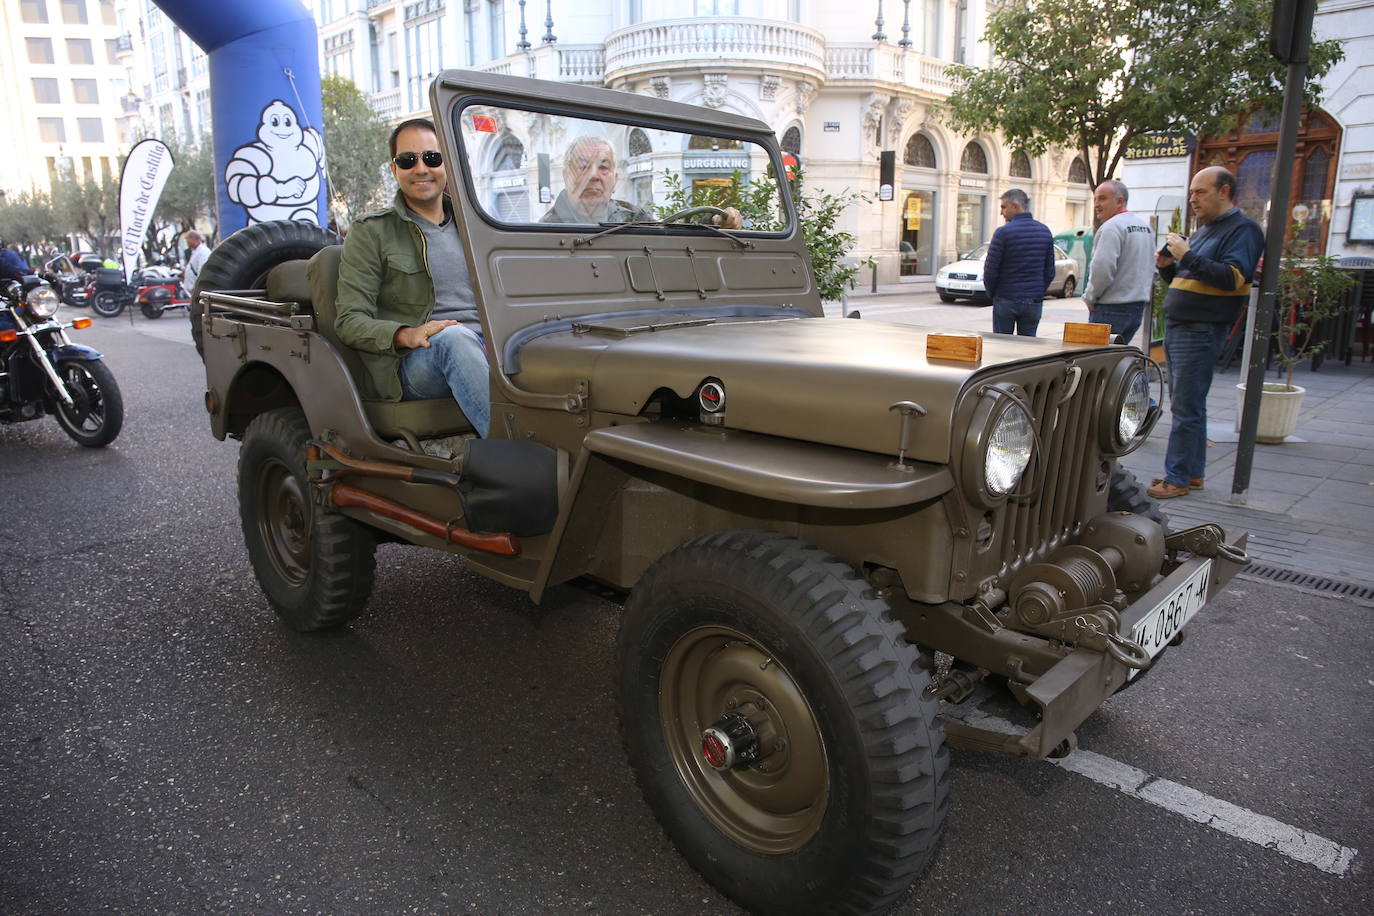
[335,118,490,438]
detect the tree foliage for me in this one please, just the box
[655,168,872,301]
[0,189,64,261]
[941,0,1344,190]
[322,74,390,227]
[52,166,120,258]
[156,132,217,240]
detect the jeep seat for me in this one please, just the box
[303,245,474,439]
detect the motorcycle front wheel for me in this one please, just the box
[52,358,123,447]
[91,291,124,318]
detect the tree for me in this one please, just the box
[321,74,390,227]
[52,166,120,258]
[940,0,1343,193]
[0,188,63,262]
[156,132,218,242]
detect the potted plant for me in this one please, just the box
[1237,231,1357,442]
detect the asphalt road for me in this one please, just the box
[2,312,1371,916]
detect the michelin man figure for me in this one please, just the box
[225,100,324,224]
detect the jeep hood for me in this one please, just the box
[515,315,1106,464]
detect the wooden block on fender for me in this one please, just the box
[926,333,983,363]
[1063,322,1113,345]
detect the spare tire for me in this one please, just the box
[190,220,340,357]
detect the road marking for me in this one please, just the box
[963,710,1358,877]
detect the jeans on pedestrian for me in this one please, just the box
[1090,301,1147,346]
[992,297,1043,336]
[398,323,491,438]
[1162,320,1227,488]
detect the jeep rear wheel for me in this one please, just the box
[191,220,339,357]
[239,407,375,630]
[618,531,948,916]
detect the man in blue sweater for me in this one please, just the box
[1148,166,1264,500]
[983,188,1055,336]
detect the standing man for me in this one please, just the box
[334,118,490,438]
[182,231,211,292]
[983,188,1055,336]
[1083,180,1156,345]
[1148,166,1263,500]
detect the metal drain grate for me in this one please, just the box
[1241,563,1374,601]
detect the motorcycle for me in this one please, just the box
[40,254,91,309]
[0,276,123,447]
[88,266,189,319]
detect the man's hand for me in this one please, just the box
[1162,232,1189,260]
[394,319,458,350]
[713,207,744,230]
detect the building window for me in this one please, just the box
[67,39,95,65]
[489,135,528,220]
[463,1,477,66]
[77,118,104,142]
[1010,151,1032,179]
[105,38,120,64]
[26,38,55,65]
[694,0,739,13]
[99,0,114,25]
[21,0,48,24]
[780,126,801,156]
[960,141,988,174]
[72,79,100,104]
[1068,156,1090,185]
[404,7,444,113]
[39,118,67,143]
[628,128,652,157]
[60,0,87,25]
[954,0,969,63]
[903,133,936,168]
[956,193,986,253]
[899,190,935,276]
[151,34,168,93]
[32,78,61,104]
[487,0,505,60]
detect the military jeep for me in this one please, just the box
[194,71,1248,916]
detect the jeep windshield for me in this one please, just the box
[453,102,793,237]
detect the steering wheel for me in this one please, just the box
[660,206,731,224]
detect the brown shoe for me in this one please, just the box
[1148,479,1191,499]
[1153,476,1203,491]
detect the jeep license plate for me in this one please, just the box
[1127,560,1211,678]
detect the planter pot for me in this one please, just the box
[1235,382,1306,443]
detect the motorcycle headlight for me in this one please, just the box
[25,285,60,319]
[984,402,1034,497]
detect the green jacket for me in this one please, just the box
[334,191,447,401]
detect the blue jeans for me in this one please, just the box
[1162,320,1228,487]
[992,297,1042,336]
[1090,301,1146,346]
[398,324,491,438]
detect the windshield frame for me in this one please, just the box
[447,94,797,240]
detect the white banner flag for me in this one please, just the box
[118,139,175,283]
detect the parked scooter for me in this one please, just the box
[0,275,123,447]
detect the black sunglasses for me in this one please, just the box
[393,150,443,169]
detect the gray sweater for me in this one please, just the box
[1084,210,1155,307]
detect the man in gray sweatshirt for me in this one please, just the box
[1083,179,1156,346]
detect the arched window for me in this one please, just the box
[492,135,524,171]
[689,135,741,150]
[1301,147,1330,201]
[960,141,988,173]
[904,133,936,168]
[1009,150,1032,179]
[1068,156,1090,185]
[781,126,801,155]
[628,128,651,157]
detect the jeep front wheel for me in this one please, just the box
[618,531,949,916]
[239,407,376,630]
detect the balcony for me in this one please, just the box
[369,87,402,119]
[825,43,953,96]
[604,18,826,83]
[474,45,606,85]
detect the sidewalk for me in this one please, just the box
[840,288,1374,585]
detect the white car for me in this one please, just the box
[935,243,1079,304]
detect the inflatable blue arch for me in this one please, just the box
[153,0,327,236]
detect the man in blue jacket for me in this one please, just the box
[1148,166,1264,500]
[983,189,1055,336]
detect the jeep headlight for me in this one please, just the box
[1118,369,1150,445]
[25,285,60,319]
[1099,360,1155,455]
[985,402,1034,497]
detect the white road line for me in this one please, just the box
[963,711,1359,877]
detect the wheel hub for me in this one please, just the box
[701,712,761,771]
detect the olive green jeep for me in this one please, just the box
[193,71,1248,916]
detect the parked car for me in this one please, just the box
[936,243,1079,303]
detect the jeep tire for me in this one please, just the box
[239,407,376,631]
[618,530,949,916]
[191,220,339,357]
